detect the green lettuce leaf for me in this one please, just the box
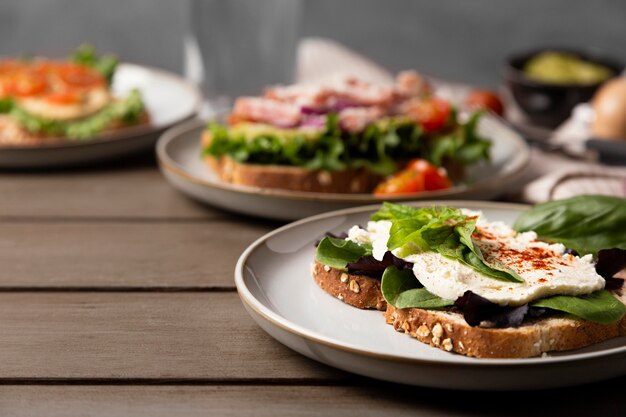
[513,195,626,256]
[315,236,372,270]
[203,111,491,175]
[70,43,119,85]
[10,89,144,139]
[0,97,14,113]
[531,290,626,324]
[371,203,523,282]
[381,266,454,309]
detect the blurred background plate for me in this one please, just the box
[156,113,531,221]
[0,63,202,169]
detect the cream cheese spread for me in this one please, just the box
[347,211,604,306]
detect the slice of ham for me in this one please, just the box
[339,106,385,133]
[394,70,432,99]
[231,97,301,127]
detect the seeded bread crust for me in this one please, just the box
[385,292,626,358]
[202,131,384,193]
[311,261,387,311]
[315,264,626,358]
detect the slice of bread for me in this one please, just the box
[202,131,384,193]
[313,264,626,358]
[0,111,150,147]
[311,261,386,310]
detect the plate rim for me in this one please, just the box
[234,200,626,368]
[0,62,204,152]
[156,115,532,204]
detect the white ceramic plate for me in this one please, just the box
[235,201,626,390]
[157,114,531,221]
[0,63,202,168]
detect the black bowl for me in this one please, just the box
[503,47,623,128]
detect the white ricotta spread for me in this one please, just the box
[346,211,604,306]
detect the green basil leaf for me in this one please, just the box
[513,195,626,256]
[460,250,523,282]
[531,290,626,324]
[381,266,454,309]
[315,237,372,270]
[372,203,523,283]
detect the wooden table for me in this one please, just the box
[0,148,624,416]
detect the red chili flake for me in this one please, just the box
[484,244,560,273]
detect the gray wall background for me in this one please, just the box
[1,0,625,89]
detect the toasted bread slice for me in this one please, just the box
[204,154,383,193]
[314,264,626,358]
[202,131,384,193]
[311,261,386,310]
[0,111,150,147]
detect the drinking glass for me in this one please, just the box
[184,0,303,116]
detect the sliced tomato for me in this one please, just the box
[374,159,452,196]
[56,63,104,89]
[43,90,82,105]
[2,72,47,97]
[0,60,24,76]
[407,97,452,133]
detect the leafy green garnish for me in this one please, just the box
[203,111,491,175]
[513,195,626,256]
[315,236,372,270]
[70,43,119,85]
[531,290,626,324]
[381,266,454,309]
[371,202,523,282]
[10,89,144,139]
[0,97,14,113]
[429,111,491,166]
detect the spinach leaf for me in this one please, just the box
[315,237,372,270]
[531,290,626,324]
[513,195,626,256]
[371,203,523,282]
[381,266,454,309]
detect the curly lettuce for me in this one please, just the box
[203,111,491,177]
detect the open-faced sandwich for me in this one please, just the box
[312,196,626,358]
[201,71,491,195]
[0,44,148,146]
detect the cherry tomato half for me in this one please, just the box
[374,159,452,196]
[407,97,452,133]
[464,89,504,116]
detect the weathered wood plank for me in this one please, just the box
[0,162,222,220]
[0,292,346,380]
[0,381,624,417]
[0,221,273,288]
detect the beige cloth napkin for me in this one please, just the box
[295,37,626,204]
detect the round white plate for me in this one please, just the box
[0,63,202,168]
[235,201,626,390]
[157,114,531,221]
